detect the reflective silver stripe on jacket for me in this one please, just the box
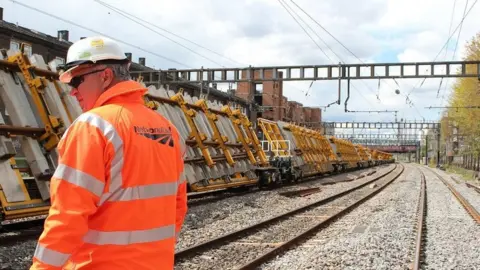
[33,243,71,267]
[72,112,124,205]
[53,164,105,197]
[107,182,178,201]
[83,224,176,245]
[178,168,186,185]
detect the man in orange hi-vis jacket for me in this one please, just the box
[30,36,188,270]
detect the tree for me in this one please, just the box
[444,32,480,156]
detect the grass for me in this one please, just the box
[444,164,477,182]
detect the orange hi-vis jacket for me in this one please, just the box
[30,80,188,270]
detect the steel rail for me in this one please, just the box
[237,164,405,269]
[426,167,480,224]
[174,164,398,261]
[413,168,426,270]
[0,226,44,247]
[185,166,379,206]
[278,187,321,197]
[466,182,480,194]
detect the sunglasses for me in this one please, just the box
[68,69,106,89]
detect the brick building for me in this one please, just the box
[236,68,322,127]
[236,69,284,122]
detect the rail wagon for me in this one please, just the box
[354,144,373,168]
[0,51,393,223]
[327,137,362,170]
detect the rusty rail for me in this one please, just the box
[278,187,321,197]
[427,168,480,224]
[465,182,480,194]
[413,168,426,270]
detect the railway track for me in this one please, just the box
[466,182,480,194]
[425,167,480,224]
[0,226,43,247]
[0,219,45,247]
[174,164,404,269]
[412,168,427,270]
[186,166,382,206]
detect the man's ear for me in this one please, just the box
[102,68,115,88]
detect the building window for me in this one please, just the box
[10,40,20,51]
[22,43,32,57]
[55,57,65,65]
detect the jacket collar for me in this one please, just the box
[92,80,147,109]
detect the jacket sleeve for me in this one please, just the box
[175,131,188,239]
[30,118,108,269]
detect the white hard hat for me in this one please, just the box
[59,36,129,83]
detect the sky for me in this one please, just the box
[2,0,479,133]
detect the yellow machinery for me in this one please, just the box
[257,119,338,177]
[144,88,271,192]
[354,144,372,167]
[372,149,394,163]
[328,137,361,170]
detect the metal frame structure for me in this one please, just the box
[346,139,419,146]
[321,121,440,131]
[130,60,480,84]
[335,134,421,139]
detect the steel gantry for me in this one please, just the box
[130,60,480,84]
[320,121,440,131]
[335,133,421,140]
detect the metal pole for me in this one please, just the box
[425,135,428,165]
[437,131,441,167]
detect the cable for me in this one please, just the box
[288,0,428,119]
[288,0,362,63]
[94,0,236,67]
[437,0,458,98]
[287,0,387,105]
[277,0,333,63]
[280,0,379,107]
[9,0,192,68]
[281,0,343,64]
[406,0,478,98]
[439,0,469,107]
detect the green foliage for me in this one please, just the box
[443,32,480,155]
[445,164,476,181]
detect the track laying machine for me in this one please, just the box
[0,49,394,223]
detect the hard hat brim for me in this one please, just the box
[59,58,131,83]
[59,65,81,83]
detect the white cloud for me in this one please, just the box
[2,0,479,124]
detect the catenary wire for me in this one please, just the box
[93,0,235,68]
[9,0,193,68]
[287,0,388,107]
[406,0,478,99]
[280,0,377,108]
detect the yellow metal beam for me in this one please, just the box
[170,90,215,166]
[7,52,62,151]
[196,99,235,166]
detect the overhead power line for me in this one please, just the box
[288,0,362,63]
[406,0,478,98]
[279,0,343,64]
[9,0,192,68]
[287,0,428,118]
[285,0,388,110]
[93,0,243,67]
[277,0,333,63]
[437,0,458,99]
